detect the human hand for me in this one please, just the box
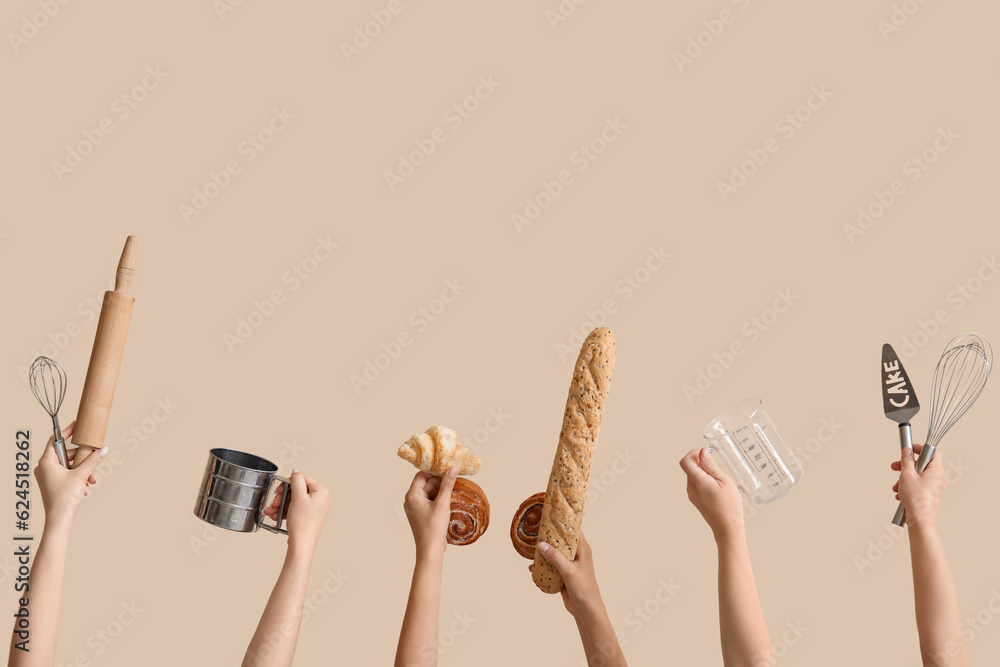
[891,444,946,530]
[402,468,457,559]
[263,470,331,551]
[530,532,602,618]
[34,421,108,529]
[679,447,744,540]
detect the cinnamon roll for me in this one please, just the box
[510,492,546,559]
[447,478,490,546]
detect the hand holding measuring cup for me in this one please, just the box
[680,448,745,539]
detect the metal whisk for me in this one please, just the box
[28,357,70,468]
[892,332,992,526]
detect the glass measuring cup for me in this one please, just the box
[703,398,803,505]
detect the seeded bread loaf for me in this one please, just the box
[532,327,615,593]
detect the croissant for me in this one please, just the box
[510,492,545,559]
[447,478,490,546]
[398,425,482,476]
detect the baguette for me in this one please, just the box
[532,327,615,593]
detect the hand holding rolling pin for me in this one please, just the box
[35,421,109,526]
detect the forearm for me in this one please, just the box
[394,552,443,667]
[8,518,72,667]
[242,542,315,667]
[909,524,968,667]
[716,529,773,667]
[574,597,627,667]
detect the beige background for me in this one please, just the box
[3,1,1000,665]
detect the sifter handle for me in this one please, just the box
[259,475,291,535]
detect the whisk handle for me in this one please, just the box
[891,443,936,527]
[49,414,69,469]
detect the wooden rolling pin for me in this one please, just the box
[71,236,137,467]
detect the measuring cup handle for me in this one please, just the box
[259,475,291,535]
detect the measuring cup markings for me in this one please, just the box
[704,399,802,504]
[725,423,786,490]
[752,424,787,488]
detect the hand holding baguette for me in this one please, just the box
[533,327,615,594]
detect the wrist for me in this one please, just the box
[907,518,939,539]
[713,523,746,547]
[43,514,74,535]
[415,546,445,567]
[286,537,318,563]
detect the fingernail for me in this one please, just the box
[292,468,300,474]
[99,446,109,457]
[446,467,457,479]
[903,447,912,456]
[538,541,550,553]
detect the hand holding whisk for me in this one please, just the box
[892,332,992,526]
[28,356,70,468]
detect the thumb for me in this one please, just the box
[698,447,727,482]
[290,469,308,496]
[537,541,574,579]
[435,467,458,505]
[73,445,108,479]
[900,446,916,475]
